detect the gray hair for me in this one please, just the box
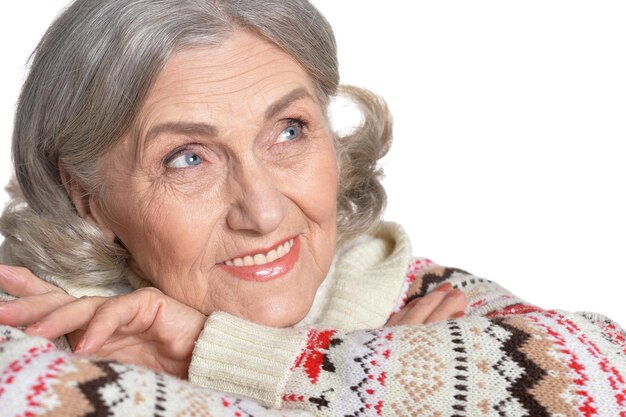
[0,0,392,291]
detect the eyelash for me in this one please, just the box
[278,117,309,143]
[162,116,310,170]
[163,144,202,169]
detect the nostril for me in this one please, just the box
[225,162,288,234]
[226,198,287,235]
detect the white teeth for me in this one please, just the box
[225,239,294,267]
[254,253,267,264]
[266,249,278,262]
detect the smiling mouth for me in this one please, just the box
[224,238,295,267]
[218,237,300,282]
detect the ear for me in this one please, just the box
[59,165,117,242]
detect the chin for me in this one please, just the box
[245,297,313,328]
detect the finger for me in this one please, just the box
[77,288,165,353]
[424,288,468,324]
[386,299,415,326]
[397,282,454,325]
[0,264,61,297]
[76,295,145,353]
[0,291,75,326]
[24,296,108,341]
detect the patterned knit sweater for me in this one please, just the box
[1,222,625,416]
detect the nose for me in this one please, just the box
[226,159,287,235]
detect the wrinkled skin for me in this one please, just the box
[0,30,467,378]
[70,30,340,328]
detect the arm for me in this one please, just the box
[0,325,312,417]
[190,259,626,416]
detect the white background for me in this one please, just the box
[1,1,625,325]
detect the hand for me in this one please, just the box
[385,282,467,326]
[0,264,206,379]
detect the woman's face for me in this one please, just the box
[92,31,339,327]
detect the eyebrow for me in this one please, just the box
[264,87,313,120]
[144,122,218,146]
[143,87,314,146]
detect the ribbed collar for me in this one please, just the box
[298,221,412,331]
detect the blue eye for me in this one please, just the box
[277,123,302,143]
[168,152,203,169]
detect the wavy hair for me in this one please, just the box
[0,0,392,292]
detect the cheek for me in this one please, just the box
[295,139,339,267]
[103,184,219,284]
[312,161,339,223]
[294,141,339,224]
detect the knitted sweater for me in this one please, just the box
[1,223,625,416]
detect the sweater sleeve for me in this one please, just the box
[189,260,626,416]
[0,325,312,417]
[394,257,539,317]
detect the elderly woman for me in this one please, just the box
[0,0,625,416]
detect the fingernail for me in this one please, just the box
[447,288,463,297]
[451,311,466,319]
[407,297,419,306]
[434,282,452,292]
[75,338,92,353]
[74,338,86,352]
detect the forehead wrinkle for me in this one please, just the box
[158,67,299,103]
[143,39,315,112]
[161,38,298,91]
[129,39,320,162]
[203,56,293,85]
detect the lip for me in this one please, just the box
[222,236,296,262]
[217,236,301,282]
